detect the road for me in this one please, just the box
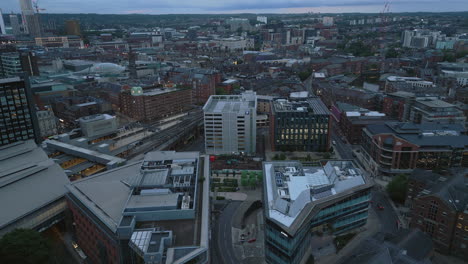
[371,190,400,234]
[213,201,242,264]
[331,130,354,160]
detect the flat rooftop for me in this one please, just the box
[272,97,330,115]
[66,151,209,263]
[143,87,181,96]
[66,151,200,232]
[415,99,455,108]
[264,160,368,232]
[0,140,69,230]
[387,76,422,82]
[203,91,256,114]
[45,140,125,167]
[79,113,115,123]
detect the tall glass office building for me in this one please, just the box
[263,160,373,264]
[0,77,39,146]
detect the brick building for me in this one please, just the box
[167,68,221,105]
[314,81,379,110]
[406,168,468,259]
[120,86,191,123]
[340,110,395,145]
[66,151,210,264]
[362,122,468,176]
[51,96,108,126]
[382,92,466,126]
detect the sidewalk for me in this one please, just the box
[232,210,265,263]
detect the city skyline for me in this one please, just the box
[1,0,468,14]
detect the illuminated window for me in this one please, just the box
[457,223,462,229]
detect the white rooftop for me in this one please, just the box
[264,160,366,228]
[203,91,256,114]
[290,91,309,99]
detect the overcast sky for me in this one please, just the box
[1,0,467,14]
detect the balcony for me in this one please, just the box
[380,160,393,166]
[380,153,393,159]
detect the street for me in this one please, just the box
[331,130,354,160]
[212,201,242,264]
[371,190,400,234]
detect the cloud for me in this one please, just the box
[1,0,467,14]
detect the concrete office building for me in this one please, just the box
[9,14,21,35]
[409,98,466,125]
[271,98,331,152]
[0,53,22,77]
[439,62,468,87]
[0,77,40,147]
[257,16,268,24]
[0,140,70,237]
[66,151,210,264]
[79,114,117,139]
[203,91,257,155]
[322,16,334,26]
[263,160,373,264]
[19,0,42,37]
[0,52,39,77]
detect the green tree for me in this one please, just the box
[0,229,51,264]
[386,174,409,204]
[241,178,249,187]
[279,153,286,160]
[241,171,248,179]
[306,154,312,161]
[248,177,257,189]
[298,71,311,81]
[385,48,399,58]
[323,152,331,159]
[256,172,263,183]
[345,41,373,57]
[216,87,227,95]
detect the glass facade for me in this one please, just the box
[0,78,38,146]
[274,112,330,152]
[265,190,371,264]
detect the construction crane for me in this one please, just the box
[379,1,391,70]
[32,0,46,14]
[379,1,391,43]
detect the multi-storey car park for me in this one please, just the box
[263,160,373,264]
[203,91,257,155]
